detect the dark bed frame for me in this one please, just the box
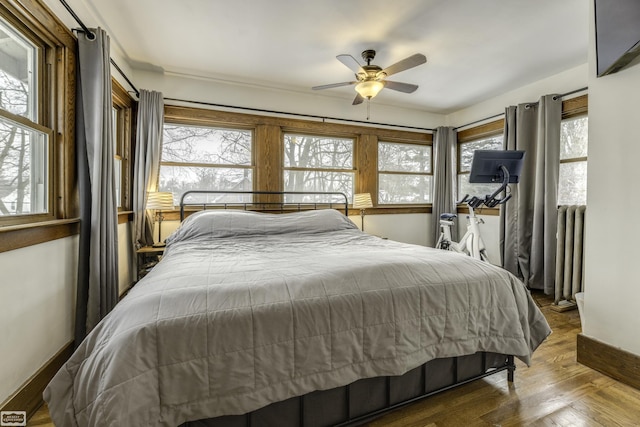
[176,190,516,427]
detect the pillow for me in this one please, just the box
[165,209,357,244]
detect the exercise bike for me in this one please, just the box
[435,196,490,261]
[435,150,525,262]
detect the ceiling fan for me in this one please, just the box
[312,49,427,105]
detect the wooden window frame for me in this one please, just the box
[559,94,588,164]
[377,139,433,206]
[159,120,256,202]
[112,78,135,214]
[0,0,78,251]
[161,106,432,219]
[559,94,588,205]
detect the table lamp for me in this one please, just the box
[146,191,174,247]
[353,193,373,231]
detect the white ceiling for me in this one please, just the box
[50,0,589,114]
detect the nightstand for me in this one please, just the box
[136,246,165,281]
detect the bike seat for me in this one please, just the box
[440,213,457,220]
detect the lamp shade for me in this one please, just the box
[146,192,174,210]
[353,193,373,209]
[355,80,384,99]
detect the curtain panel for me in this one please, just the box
[132,90,164,249]
[75,28,119,343]
[500,95,561,293]
[431,126,457,245]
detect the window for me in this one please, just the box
[558,116,588,205]
[112,107,121,208]
[159,124,253,204]
[457,135,503,199]
[112,79,134,211]
[0,17,51,219]
[378,141,431,204]
[283,133,354,202]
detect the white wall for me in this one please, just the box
[0,225,135,405]
[0,237,78,405]
[581,3,640,355]
[133,69,445,130]
[446,64,588,128]
[118,222,135,294]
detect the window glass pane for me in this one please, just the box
[284,134,353,169]
[163,124,252,165]
[0,115,48,215]
[160,124,253,204]
[457,174,501,201]
[159,166,253,205]
[560,116,588,160]
[0,19,37,120]
[378,142,430,173]
[558,161,587,205]
[112,107,118,152]
[114,157,122,208]
[284,170,353,202]
[459,136,503,172]
[379,173,431,204]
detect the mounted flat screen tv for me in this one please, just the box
[595,0,640,77]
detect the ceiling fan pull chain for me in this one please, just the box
[367,99,370,120]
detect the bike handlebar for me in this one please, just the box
[459,165,513,209]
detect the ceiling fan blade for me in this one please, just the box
[379,54,427,77]
[337,54,365,75]
[352,93,364,105]
[384,80,419,93]
[312,81,357,90]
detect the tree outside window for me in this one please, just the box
[0,19,49,217]
[159,124,253,205]
[558,116,588,205]
[283,134,354,203]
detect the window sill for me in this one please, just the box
[0,218,80,253]
[360,206,432,215]
[118,211,133,224]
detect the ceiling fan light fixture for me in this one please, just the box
[355,80,384,99]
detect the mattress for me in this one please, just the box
[44,209,551,427]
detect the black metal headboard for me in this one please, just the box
[179,191,350,221]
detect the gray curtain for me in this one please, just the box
[431,126,457,245]
[75,28,119,344]
[500,94,561,293]
[132,89,164,249]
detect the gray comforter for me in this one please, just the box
[44,210,551,427]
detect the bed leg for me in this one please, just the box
[507,355,515,383]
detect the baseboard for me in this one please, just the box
[0,341,74,419]
[577,333,640,390]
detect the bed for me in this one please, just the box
[44,191,551,427]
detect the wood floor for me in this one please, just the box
[28,292,640,426]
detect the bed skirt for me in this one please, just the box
[182,351,514,427]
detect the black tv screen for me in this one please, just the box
[595,0,640,77]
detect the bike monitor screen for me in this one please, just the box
[469,150,525,184]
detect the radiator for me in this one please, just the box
[554,205,586,305]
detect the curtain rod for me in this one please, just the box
[453,86,588,131]
[163,97,434,131]
[58,0,431,132]
[60,0,141,97]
